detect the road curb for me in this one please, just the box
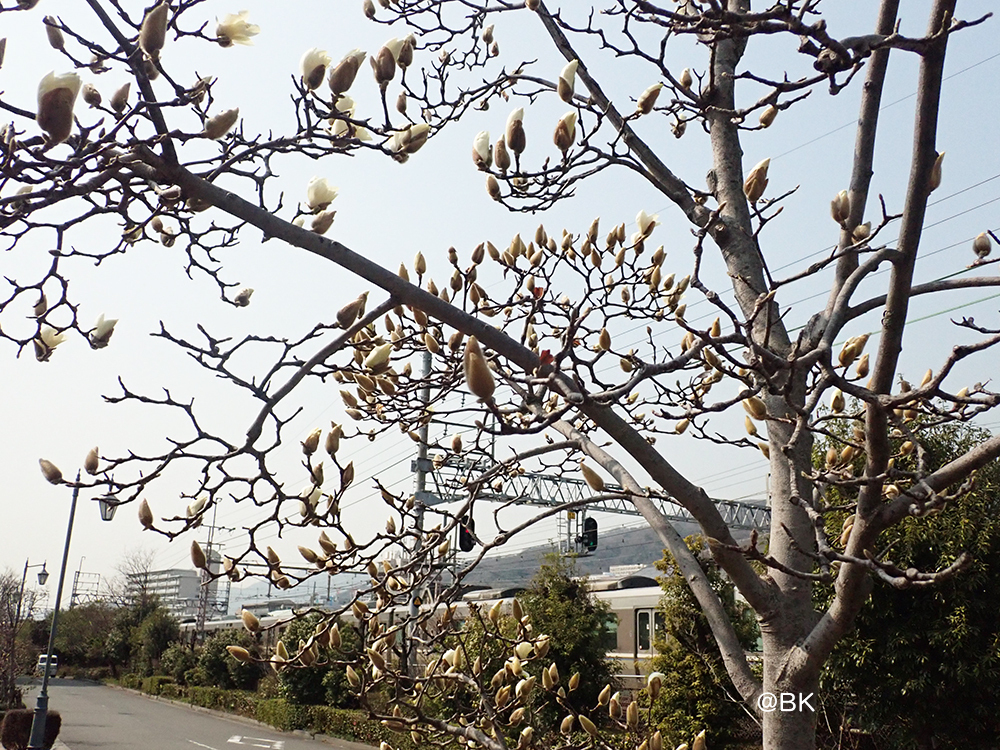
[105,684,375,750]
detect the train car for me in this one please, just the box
[448,570,666,688]
[184,569,671,690]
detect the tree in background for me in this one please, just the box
[519,555,618,720]
[1,570,43,709]
[5,2,1000,748]
[275,614,359,706]
[102,548,158,609]
[652,538,760,749]
[52,603,116,670]
[195,630,262,691]
[130,608,180,676]
[454,554,617,733]
[818,423,1000,749]
[103,596,160,677]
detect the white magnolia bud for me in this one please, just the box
[37,72,82,144]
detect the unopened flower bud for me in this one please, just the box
[486,175,501,201]
[138,499,154,529]
[203,108,239,140]
[227,645,252,663]
[44,17,65,51]
[84,446,100,475]
[831,189,851,225]
[636,83,662,115]
[580,461,604,491]
[557,60,578,103]
[759,104,778,128]
[191,540,208,570]
[82,83,101,108]
[743,157,770,203]
[330,49,366,95]
[39,458,63,484]
[110,82,130,115]
[553,111,577,153]
[139,2,170,59]
[506,108,526,155]
[37,71,82,144]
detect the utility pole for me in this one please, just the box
[195,504,232,642]
[404,351,432,677]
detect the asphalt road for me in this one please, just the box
[20,679,372,750]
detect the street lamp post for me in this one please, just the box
[26,473,115,750]
[4,561,48,709]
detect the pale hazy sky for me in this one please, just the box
[2,1,998,607]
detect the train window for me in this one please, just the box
[636,609,665,654]
[600,613,619,652]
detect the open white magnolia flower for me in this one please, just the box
[636,209,659,237]
[328,97,371,140]
[306,177,338,210]
[89,314,118,349]
[216,11,259,47]
[301,48,331,90]
[383,37,405,61]
[389,123,430,159]
[34,324,67,361]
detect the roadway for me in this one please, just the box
[19,679,372,750]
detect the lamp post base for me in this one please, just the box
[26,690,48,749]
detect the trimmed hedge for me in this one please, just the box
[142,675,176,695]
[306,705,417,749]
[119,674,143,690]
[121,678,418,749]
[0,709,61,750]
[187,687,259,719]
[255,699,309,732]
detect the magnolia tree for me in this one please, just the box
[3,1,1000,749]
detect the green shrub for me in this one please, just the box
[255,699,309,731]
[275,616,360,705]
[159,683,185,700]
[141,675,175,695]
[119,674,143,690]
[321,666,358,709]
[256,673,281,700]
[160,644,199,685]
[183,667,208,687]
[199,631,263,691]
[0,709,61,750]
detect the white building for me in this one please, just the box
[129,560,220,621]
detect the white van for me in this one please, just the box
[35,654,57,677]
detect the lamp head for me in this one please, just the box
[97,495,119,522]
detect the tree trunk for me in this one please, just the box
[761,630,820,750]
